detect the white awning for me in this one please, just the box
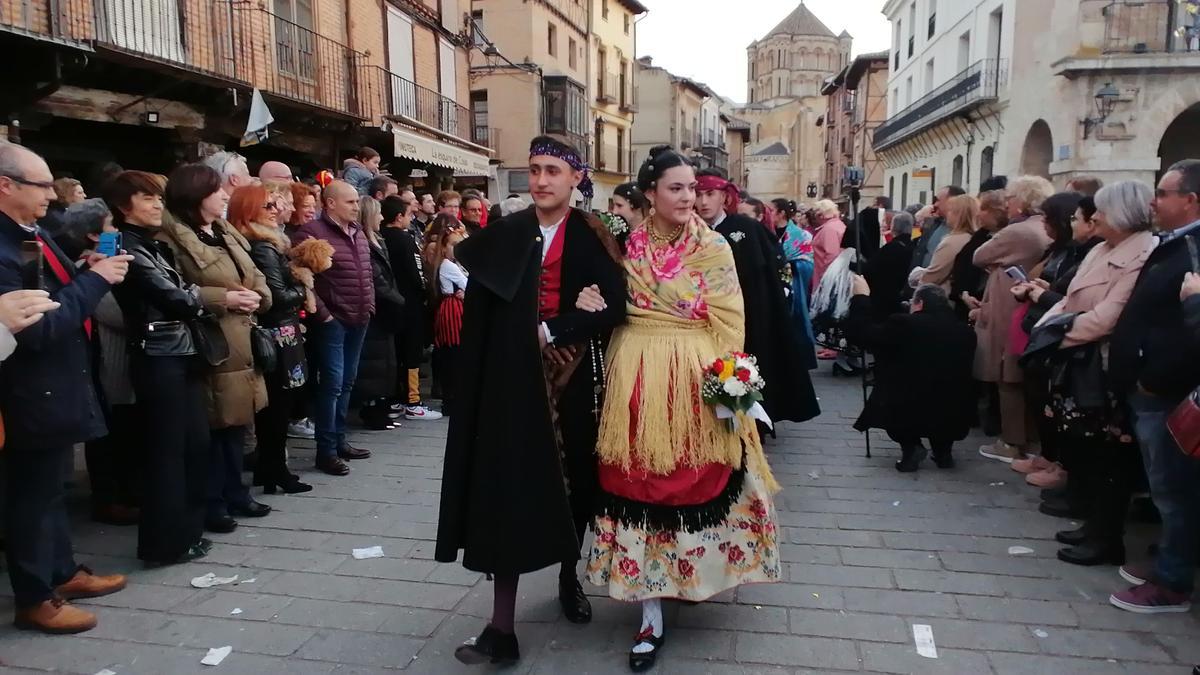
[392,128,492,177]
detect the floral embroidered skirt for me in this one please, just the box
[585,467,781,602]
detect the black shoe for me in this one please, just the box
[204,515,237,534]
[316,455,350,476]
[629,628,665,673]
[261,475,313,495]
[931,453,955,469]
[1041,485,1068,501]
[229,500,271,518]
[831,363,862,378]
[1056,542,1125,566]
[454,625,520,666]
[895,445,928,473]
[143,541,209,568]
[338,445,371,460]
[1055,526,1089,546]
[559,577,593,624]
[197,537,213,553]
[1039,497,1085,519]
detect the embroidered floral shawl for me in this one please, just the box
[597,214,778,491]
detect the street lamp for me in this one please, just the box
[806,182,817,198]
[1081,82,1120,139]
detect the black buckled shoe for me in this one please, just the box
[454,625,520,666]
[229,500,271,518]
[931,452,955,469]
[629,627,665,672]
[1056,541,1125,566]
[559,577,592,624]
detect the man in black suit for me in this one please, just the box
[0,143,133,634]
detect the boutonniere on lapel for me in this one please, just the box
[728,230,746,243]
[597,211,629,238]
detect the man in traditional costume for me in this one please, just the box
[435,136,626,666]
[695,170,821,426]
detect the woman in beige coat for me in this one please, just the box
[163,163,273,534]
[971,176,1054,463]
[1019,181,1156,566]
[921,194,978,291]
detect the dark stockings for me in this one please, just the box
[491,573,519,634]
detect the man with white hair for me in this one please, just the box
[202,151,252,199]
[499,195,527,218]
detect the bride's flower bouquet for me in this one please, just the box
[701,352,772,431]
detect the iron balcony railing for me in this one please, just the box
[357,64,474,143]
[873,58,1007,151]
[471,125,498,149]
[1103,0,1200,54]
[1,0,94,45]
[230,4,365,118]
[93,0,249,84]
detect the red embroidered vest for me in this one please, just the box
[538,220,567,321]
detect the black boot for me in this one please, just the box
[1057,540,1125,566]
[1039,496,1086,519]
[558,576,592,624]
[895,444,927,473]
[1055,525,1090,546]
[454,625,520,666]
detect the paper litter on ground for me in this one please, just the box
[1007,546,1035,555]
[988,481,1006,486]
[95,670,118,675]
[1033,628,1049,638]
[201,646,232,666]
[352,545,385,560]
[190,573,238,588]
[892,501,901,506]
[230,608,243,615]
[807,471,820,479]
[913,624,938,658]
[239,578,256,584]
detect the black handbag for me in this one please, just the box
[250,322,278,373]
[189,310,229,367]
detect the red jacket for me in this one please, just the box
[291,213,376,326]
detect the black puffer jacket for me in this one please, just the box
[369,240,405,333]
[245,226,306,329]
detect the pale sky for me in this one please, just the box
[635,0,891,105]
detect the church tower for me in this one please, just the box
[746,1,851,104]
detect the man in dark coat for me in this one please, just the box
[695,170,820,425]
[0,143,133,633]
[436,136,625,665]
[845,279,976,472]
[1107,161,1200,614]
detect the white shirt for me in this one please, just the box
[710,211,727,229]
[0,324,15,362]
[439,259,468,295]
[537,213,569,345]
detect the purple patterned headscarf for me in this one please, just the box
[529,137,594,200]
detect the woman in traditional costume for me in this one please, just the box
[584,147,781,671]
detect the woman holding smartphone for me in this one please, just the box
[104,171,212,565]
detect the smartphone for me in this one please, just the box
[1004,265,1028,282]
[97,231,122,258]
[19,240,44,290]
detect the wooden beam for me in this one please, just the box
[33,85,205,129]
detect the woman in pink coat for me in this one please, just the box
[1018,181,1156,566]
[810,199,847,292]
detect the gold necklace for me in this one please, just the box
[647,217,684,245]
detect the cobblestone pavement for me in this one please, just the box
[2,371,1200,674]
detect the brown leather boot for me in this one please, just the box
[55,566,127,600]
[14,598,97,634]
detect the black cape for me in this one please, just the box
[714,213,820,424]
[435,207,626,575]
[844,296,976,440]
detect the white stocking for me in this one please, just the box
[633,598,663,653]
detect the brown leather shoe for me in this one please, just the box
[55,566,127,600]
[92,504,140,526]
[316,455,350,476]
[338,444,371,460]
[14,597,97,634]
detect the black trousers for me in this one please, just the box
[886,430,954,456]
[133,354,208,562]
[3,444,79,608]
[434,346,459,410]
[254,372,296,485]
[85,403,141,508]
[1078,440,1143,546]
[207,426,251,518]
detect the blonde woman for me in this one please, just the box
[921,194,978,292]
[973,175,1054,464]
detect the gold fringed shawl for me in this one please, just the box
[596,214,779,492]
